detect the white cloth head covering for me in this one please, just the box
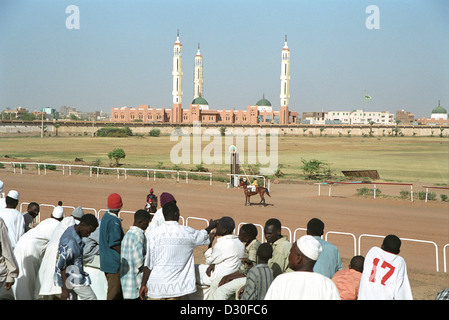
[52,206,64,219]
[7,190,19,200]
[297,235,322,261]
[72,206,84,219]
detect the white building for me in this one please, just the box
[326,109,395,125]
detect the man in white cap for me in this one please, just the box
[12,206,64,300]
[264,235,340,300]
[35,205,84,299]
[0,190,25,249]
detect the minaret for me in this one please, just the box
[280,35,290,124]
[193,43,203,99]
[172,30,183,123]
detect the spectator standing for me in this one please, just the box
[140,201,215,300]
[12,206,64,300]
[99,193,125,300]
[358,234,413,300]
[0,190,25,249]
[54,214,99,300]
[120,209,151,300]
[0,217,19,298]
[307,218,342,278]
[22,202,40,232]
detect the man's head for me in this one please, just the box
[264,218,282,244]
[288,235,322,271]
[349,255,365,273]
[162,201,180,222]
[77,213,99,238]
[5,190,19,209]
[257,243,273,263]
[381,234,401,254]
[134,209,152,230]
[160,192,176,207]
[238,223,258,243]
[27,202,40,218]
[107,193,123,213]
[216,216,235,236]
[306,218,324,237]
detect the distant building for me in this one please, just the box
[396,110,415,124]
[416,101,448,125]
[111,32,296,125]
[302,109,395,125]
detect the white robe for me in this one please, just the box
[12,217,61,300]
[0,207,25,249]
[34,216,77,298]
[264,271,341,300]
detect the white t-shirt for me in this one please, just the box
[358,246,413,300]
[264,271,341,300]
[145,221,210,299]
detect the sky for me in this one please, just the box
[0,0,448,118]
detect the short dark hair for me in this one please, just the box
[80,213,99,228]
[27,202,39,210]
[240,223,258,239]
[350,255,365,272]
[307,218,324,236]
[382,234,401,254]
[264,218,281,231]
[257,243,273,261]
[162,202,179,221]
[134,209,151,223]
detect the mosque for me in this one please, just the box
[110,32,297,125]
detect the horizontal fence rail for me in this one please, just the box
[1,161,213,185]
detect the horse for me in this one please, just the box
[243,184,271,206]
[145,193,158,214]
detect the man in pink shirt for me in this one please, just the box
[332,255,364,300]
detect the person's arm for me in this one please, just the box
[139,266,151,300]
[60,269,70,300]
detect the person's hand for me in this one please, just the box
[139,285,147,300]
[206,264,215,277]
[4,281,13,291]
[61,287,70,300]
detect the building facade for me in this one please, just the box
[111,32,296,125]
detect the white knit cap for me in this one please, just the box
[297,235,322,261]
[7,190,19,200]
[52,206,64,219]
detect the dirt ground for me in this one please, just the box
[1,170,448,300]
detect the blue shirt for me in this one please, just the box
[54,225,91,287]
[313,236,343,279]
[99,212,124,273]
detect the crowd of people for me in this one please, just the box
[0,179,447,300]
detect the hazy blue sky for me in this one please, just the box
[0,0,448,118]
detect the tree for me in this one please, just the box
[300,158,333,180]
[108,148,126,166]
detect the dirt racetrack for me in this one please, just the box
[1,171,448,300]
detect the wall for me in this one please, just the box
[0,120,448,137]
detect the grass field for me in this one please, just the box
[1,135,448,185]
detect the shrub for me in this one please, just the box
[108,148,126,166]
[149,129,161,137]
[440,194,448,202]
[300,158,333,180]
[97,127,133,137]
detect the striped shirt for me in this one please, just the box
[240,263,273,300]
[120,226,146,299]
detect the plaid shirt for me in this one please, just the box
[120,226,146,299]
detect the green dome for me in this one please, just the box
[192,96,209,105]
[256,95,271,107]
[431,105,447,114]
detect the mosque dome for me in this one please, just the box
[431,104,447,114]
[192,96,209,105]
[256,95,271,107]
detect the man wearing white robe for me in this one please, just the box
[0,190,25,249]
[12,206,64,300]
[264,235,340,300]
[35,206,84,299]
